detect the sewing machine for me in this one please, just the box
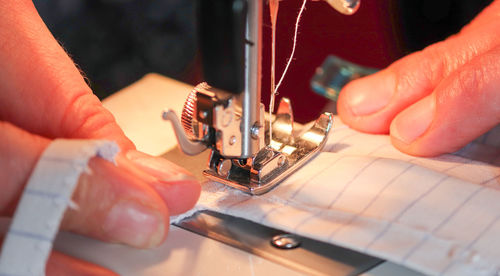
[162,0,338,195]
[53,1,424,274]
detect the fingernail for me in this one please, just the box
[344,73,395,116]
[103,201,166,248]
[126,150,196,182]
[391,96,435,144]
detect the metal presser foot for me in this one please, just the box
[163,84,333,195]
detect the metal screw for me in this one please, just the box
[278,155,286,167]
[250,124,260,139]
[217,159,232,177]
[199,110,208,119]
[229,135,237,145]
[271,234,301,249]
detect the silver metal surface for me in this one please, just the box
[217,159,232,177]
[241,0,263,158]
[272,234,301,249]
[250,148,287,181]
[204,98,333,195]
[181,83,212,141]
[325,0,360,15]
[167,85,333,195]
[162,109,207,156]
[214,98,242,157]
[181,89,197,139]
[175,210,383,276]
[272,98,294,145]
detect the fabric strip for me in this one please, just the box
[0,139,119,276]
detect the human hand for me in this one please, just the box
[0,0,200,274]
[337,0,500,156]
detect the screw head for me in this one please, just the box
[229,135,237,145]
[278,155,286,167]
[199,110,208,119]
[251,124,260,139]
[271,234,301,249]
[217,159,232,177]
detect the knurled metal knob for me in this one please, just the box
[181,82,212,140]
[181,89,197,139]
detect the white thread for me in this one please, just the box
[275,0,308,93]
[269,0,308,142]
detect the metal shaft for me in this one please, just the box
[241,0,263,158]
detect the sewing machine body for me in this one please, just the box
[163,0,335,195]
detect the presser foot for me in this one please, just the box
[204,98,333,195]
[163,95,333,195]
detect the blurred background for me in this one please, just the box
[34,0,492,122]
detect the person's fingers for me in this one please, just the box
[0,0,133,150]
[0,0,200,217]
[389,46,500,156]
[337,13,500,134]
[460,1,500,35]
[125,150,201,215]
[0,122,50,214]
[62,156,169,248]
[46,251,117,276]
[0,122,169,248]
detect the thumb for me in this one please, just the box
[0,122,169,248]
[337,15,500,134]
[389,46,500,156]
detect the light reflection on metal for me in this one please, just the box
[272,98,294,146]
[270,140,283,151]
[325,0,360,15]
[301,131,326,145]
[282,145,297,156]
[162,109,207,156]
[273,123,293,137]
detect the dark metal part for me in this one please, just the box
[196,0,247,94]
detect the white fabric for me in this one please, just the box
[173,120,500,276]
[0,140,119,276]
